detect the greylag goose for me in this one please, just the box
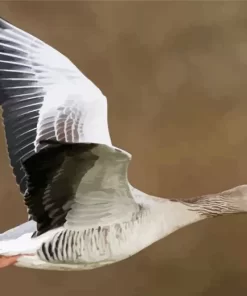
[0,17,247,271]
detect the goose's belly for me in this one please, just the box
[29,207,165,270]
[16,254,117,271]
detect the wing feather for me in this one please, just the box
[22,141,138,236]
[0,18,111,194]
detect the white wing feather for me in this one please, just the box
[0,18,140,228]
[0,18,111,193]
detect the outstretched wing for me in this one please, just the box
[0,18,111,194]
[22,140,139,236]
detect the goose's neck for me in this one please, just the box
[134,185,247,249]
[156,198,203,238]
[138,199,203,249]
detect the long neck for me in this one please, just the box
[131,185,247,249]
[157,199,204,238]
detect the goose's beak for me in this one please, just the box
[0,255,21,268]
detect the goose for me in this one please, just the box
[0,17,247,271]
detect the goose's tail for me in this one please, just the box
[0,220,37,241]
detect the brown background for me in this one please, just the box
[1,1,247,295]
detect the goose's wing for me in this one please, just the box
[0,18,111,194]
[22,140,140,237]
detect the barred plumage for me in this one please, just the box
[1,17,247,272]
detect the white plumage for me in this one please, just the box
[1,17,247,271]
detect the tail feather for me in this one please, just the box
[0,220,36,241]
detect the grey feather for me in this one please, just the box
[0,220,37,241]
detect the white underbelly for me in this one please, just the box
[15,207,165,270]
[15,254,117,271]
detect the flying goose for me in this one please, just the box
[0,17,247,271]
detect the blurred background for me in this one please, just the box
[1,1,247,295]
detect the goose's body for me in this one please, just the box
[0,189,189,270]
[0,17,247,271]
[4,184,247,271]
